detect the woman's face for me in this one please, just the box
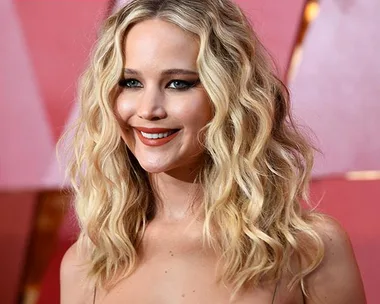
[115,18,212,178]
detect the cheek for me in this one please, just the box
[114,96,135,145]
[115,95,134,121]
[172,92,212,127]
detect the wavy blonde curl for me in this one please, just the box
[59,0,325,297]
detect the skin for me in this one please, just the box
[60,18,366,304]
[114,18,212,220]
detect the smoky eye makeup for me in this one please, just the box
[166,79,201,90]
[118,77,201,90]
[118,78,142,88]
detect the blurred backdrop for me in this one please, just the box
[1,0,379,303]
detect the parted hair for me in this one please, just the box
[60,0,324,297]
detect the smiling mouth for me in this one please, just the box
[140,129,178,139]
[134,128,180,146]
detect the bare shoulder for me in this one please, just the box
[60,241,94,304]
[311,214,353,255]
[304,215,366,304]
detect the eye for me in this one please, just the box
[167,79,200,90]
[118,78,143,88]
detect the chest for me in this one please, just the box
[95,244,276,304]
[93,223,302,304]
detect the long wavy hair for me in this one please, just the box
[59,0,324,297]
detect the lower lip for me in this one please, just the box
[135,129,180,146]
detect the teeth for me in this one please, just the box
[141,131,174,139]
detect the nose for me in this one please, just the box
[137,88,167,121]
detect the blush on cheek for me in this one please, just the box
[115,95,135,120]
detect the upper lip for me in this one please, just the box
[134,127,179,133]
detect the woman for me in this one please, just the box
[60,0,366,303]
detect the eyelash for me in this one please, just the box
[118,78,200,91]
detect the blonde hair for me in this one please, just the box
[60,0,324,297]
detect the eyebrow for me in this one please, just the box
[123,68,198,76]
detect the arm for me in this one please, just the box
[304,216,366,304]
[60,242,94,304]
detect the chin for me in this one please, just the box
[137,160,173,174]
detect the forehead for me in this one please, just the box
[123,18,199,69]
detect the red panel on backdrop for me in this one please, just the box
[37,241,72,304]
[0,192,37,304]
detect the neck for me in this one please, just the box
[149,171,203,222]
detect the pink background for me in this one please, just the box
[291,0,380,176]
[1,0,379,303]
